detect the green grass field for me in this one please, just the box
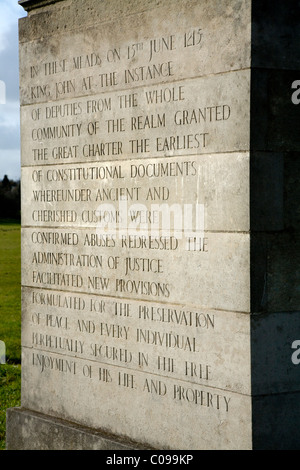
[0,220,21,450]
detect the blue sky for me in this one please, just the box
[0,0,26,181]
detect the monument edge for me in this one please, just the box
[19,0,64,12]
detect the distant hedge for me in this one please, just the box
[0,175,20,220]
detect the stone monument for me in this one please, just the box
[6,0,300,450]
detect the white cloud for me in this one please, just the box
[0,0,26,180]
[0,148,20,180]
[0,0,26,52]
[0,100,20,128]
[0,79,5,104]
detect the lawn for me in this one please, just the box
[0,220,21,450]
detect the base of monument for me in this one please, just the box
[5,407,150,450]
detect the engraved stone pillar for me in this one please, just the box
[6,0,300,450]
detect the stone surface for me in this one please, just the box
[7,0,300,450]
[252,392,300,450]
[6,407,142,450]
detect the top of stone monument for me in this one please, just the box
[19,0,63,11]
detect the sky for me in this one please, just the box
[0,0,26,181]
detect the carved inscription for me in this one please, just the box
[25,31,202,101]
[22,224,249,310]
[22,72,249,166]
[22,286,250,411]
[21,27,250,165]
[20,17,250,428]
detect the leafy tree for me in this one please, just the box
[0,175,21,220]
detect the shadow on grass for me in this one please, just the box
[0,364,21,451]
[0,219,21,450]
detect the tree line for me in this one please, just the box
[0,175,21,220]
